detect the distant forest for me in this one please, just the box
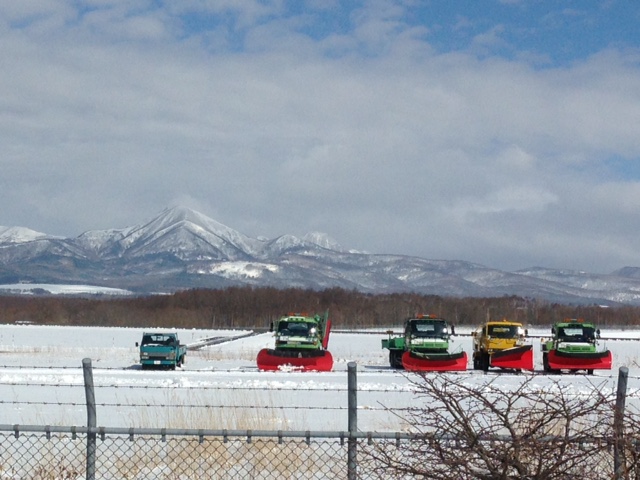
[1,287,639,329]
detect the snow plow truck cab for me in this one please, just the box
[472,319,533,372]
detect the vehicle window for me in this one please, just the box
[278,321,309,336]
[558,326,595,342]
[141,334,174,346]
[488,325,519,338]
[411,320,447,337]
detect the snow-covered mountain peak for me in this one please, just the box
[269,234,304,248]
[107,206,261,259]
[0,226,55,243]
[154,206,218,229]
[138,206,231,235]
[302,232,343,251]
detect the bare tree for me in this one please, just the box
[363,373,640,479]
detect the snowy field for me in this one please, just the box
[1,324,639,432]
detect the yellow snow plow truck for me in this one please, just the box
[472,319,533,372]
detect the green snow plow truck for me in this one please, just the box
[382,314,467,371]
[542,319,612,374]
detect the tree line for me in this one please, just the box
[0,287,639,329]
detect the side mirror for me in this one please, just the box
[135,342,139,347]
[596,329,601,339]
[269,322,274,333]
[451,325,456,335]
[525,329,529,336]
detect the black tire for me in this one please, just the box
[389,351,403,369]
[473,354,480,370]
[587,369,594,375]
[543,353,550,373]
[482,352,490,372]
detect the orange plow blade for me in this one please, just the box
[490,345,534,371]
[547,350,612,371]
[402,351,468,372]
[256,348,334,372]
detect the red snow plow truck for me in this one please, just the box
[256,311,333,372]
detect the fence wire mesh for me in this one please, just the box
[3,429,639,480]
[0,430,395,479]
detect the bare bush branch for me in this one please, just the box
[365,373,640,480]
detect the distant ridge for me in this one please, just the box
[1,206,640,305]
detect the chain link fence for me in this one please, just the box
[0,426,417,479]
[2,425,638,480]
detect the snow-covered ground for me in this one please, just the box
[0,283,134,295]
[0,325,639,432]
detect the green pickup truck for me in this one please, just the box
[136,332,186,370]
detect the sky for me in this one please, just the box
[1,0,640,274]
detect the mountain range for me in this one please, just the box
[2,206,640,305]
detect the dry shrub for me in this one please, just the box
[364,373,640,480]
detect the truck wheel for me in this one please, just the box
[482,353,490,372]
[473,354,480,370]
[543,353,550,373]
[587,369,594,375]
[389,351,403,369]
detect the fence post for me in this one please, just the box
[347,361,357,480]
[614,366,629,480]
[83,358,97,480]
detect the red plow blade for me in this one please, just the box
[490,345,534,371]
[256,348,334,372]
[547,349,612,372]
[402,351,468,372]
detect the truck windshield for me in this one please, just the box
[487,325,519,339]
[277,321,310,336]
[141,334,176,346]
[410,320,447,338]
[557,326,595,342]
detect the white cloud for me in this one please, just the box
[451,187,558,217]
[0,1,639,273]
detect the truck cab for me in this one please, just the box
[274,314,323,351]
[136,332,186,370]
